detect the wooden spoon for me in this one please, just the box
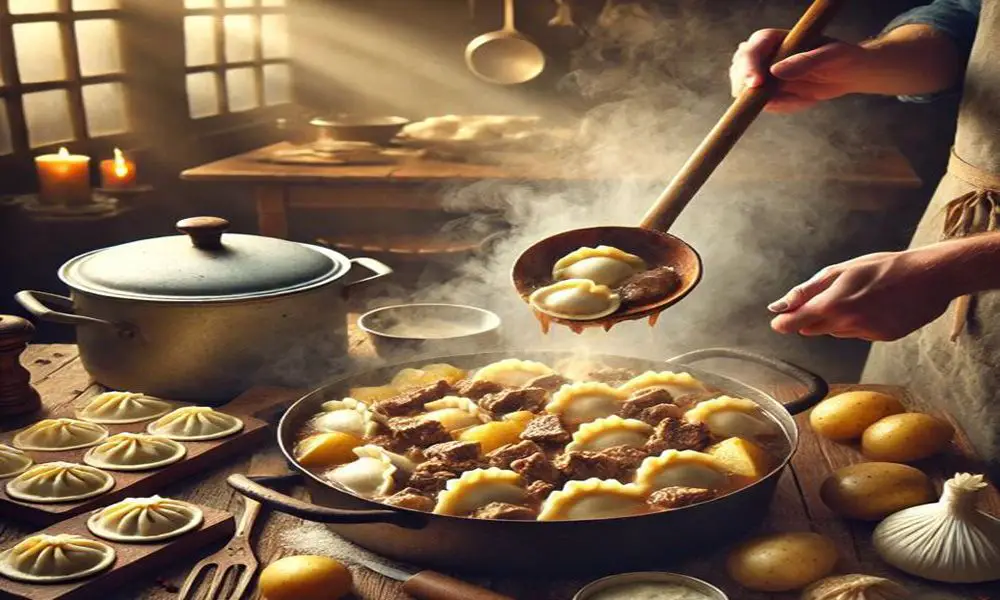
[512,0,847,332]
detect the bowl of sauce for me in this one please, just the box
[358,303,502,359]
[573,572,728,600]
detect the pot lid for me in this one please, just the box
[60,217,350,302]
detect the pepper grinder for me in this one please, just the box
[0,315,42,417]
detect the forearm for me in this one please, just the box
[935,233,1000,296]
[850,24,966,96]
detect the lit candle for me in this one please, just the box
[99,148,137,189]
[35,147,92,206]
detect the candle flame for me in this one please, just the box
[113,148,129,178]
[58,147,70,158]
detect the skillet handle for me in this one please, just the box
[227,474,429,529]
[668,347,828,415]
[405,571,515,600]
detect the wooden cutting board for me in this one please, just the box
[0,386,302,525]
[0,501,234,600]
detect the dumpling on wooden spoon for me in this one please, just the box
[529,279,621,321]
[552,246,647,288]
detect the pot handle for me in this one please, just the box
[667,347,828,415]
[343,257,393,289]
[15,291,135,337]
[227,473,429,529]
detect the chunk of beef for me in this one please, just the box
[479,387,547,417]
[645,418,710,454]
[423,440,481,463]
[471,502,538,521]
[520,415,571,445]
[637,403,684,426]
[524,373,570,392]
[554,451,628,481]
[388,417,453,448]
[374,380,454,418]
[382,487,435,512]
[648,486,717,510]
[414,457,485,476]
[526,480,555,503]
[366,433,411,454]
[599,445,649,470]
[509,452,561,485]
[618,266,681,307]
[486,440,544,469]
[454,379,505,400]
[621,388,676,416]
[406,469,456,495]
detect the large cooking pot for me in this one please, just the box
[229,348,827,574]
[16,216,392,402]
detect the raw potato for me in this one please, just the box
[259,555,352,600]
[819,462,934,521]
[809,391,905,441]
[707,437,772,481]
[295,432,363,468]
[726,531,838,592]
[861,412,954,463]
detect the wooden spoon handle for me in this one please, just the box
[403,571,515,600]
[639,0,847,232]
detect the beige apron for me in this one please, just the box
[864,0,1000,475]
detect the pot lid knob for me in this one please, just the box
[176,216,229,250]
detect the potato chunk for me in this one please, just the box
[707,437,771,482]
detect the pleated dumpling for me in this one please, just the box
[83,433,186,472]
[0,534,115,583]
[76,391,173,424]
[546,382,628,429]
[471,359,554,388]
[313,398,379,438]
[326,445,414,498]
[529,279,621,321]
[433,468,529,516]
[684,396,778,439]
[538,479,650,521]
[617,371,709,399]
[634,450,731,492]
[0,444,33,478]
[6,462,115,503]
[552,245,647,287]
[12,418,108,451]
[87,496,203,542]
[421,396,489,432]
[565,415,654,452]
[392,363,467,388]
[147,406,243,441]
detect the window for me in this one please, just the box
[183,0,291,119]
[0,0,129,156]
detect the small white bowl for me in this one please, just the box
[358,303,502,359]
[573,571,728,600]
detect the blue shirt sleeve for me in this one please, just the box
[883,0,981,102]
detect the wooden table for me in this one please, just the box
[179,143,922,239]
[3,332,996,600]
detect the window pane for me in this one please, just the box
[23,90,75,147]
[226,67,258,112]
[72,0,120,10]
[261,15,288,59]
[187,72,220,118]
[83,83,128,136]
[0,104,13,156]
[75,20,123,76]
[263,64,290,106]
[14,23,66,84]
[225,0,255,6]
[224,15,255,63]
[185,0,216,8]
[9,0,60,14]
[185,16,217,66]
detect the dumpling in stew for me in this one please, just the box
[617,372,708,399]
[634,450,731,492]
[684,396,779,439]
[566,415,654,452]
[433,468,529,516]
[538,478,649,521]
[421,396,489,432]
[546,382,627,429]
[325,445,414,498]
[472,359,554,388]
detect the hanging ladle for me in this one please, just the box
[512,0,846,331]
[465,0,546,85]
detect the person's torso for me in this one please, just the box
[954,0,1000,172]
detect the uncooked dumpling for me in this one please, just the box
[312,398,379,438]
[546,382,627,429]
[685,396,778,439]
[12,418,108,451]
[326,445,414,498]
[617,371,708,398]
[434,468,528,516]
[472,359,555,388]
[6,462,115,503]
[634,450,731,492]
[565,415,654,452]
[87,496,203,542]
[529,279,621,321]
[0,444,32,479]
[146,406,243,441]
[538,478,649,521]
[83,433,186,472]
[0,534,115,583]
[421,396,489,432]
[76,391,173,424]
[552,246,647,287]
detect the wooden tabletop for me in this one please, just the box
[180,142,923,188]
[2,332,996,600]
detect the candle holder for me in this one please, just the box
[11,192,121,220]
[93,184,155,196]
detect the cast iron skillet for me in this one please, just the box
[229,347,827,575]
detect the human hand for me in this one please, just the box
[767,246,958,342]
[729,28,870,113]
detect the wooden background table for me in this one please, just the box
[2,325,996,600]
